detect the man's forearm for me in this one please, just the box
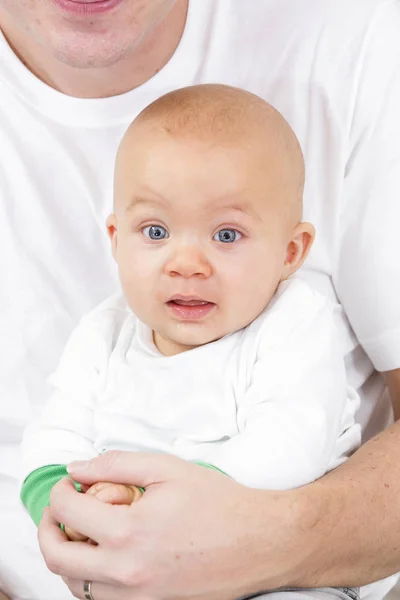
[287,420,400,586]
[386,369,400,420]
[42,429,400,597]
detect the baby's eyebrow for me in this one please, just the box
[125,195,166,213]
[213,201,261,221]
[224,203,251,215]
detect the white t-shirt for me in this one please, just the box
[21,280,360,489]
[1,0,400,598]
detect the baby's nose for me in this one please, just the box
[165,246,213,278]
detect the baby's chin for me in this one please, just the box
[152,327,217,356]
[153,320,247,355]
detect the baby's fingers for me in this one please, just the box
[64,525,88,542]
[63,483,142,541]
[87,482,143,505]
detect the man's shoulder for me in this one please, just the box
[204,0,397,105]
[213,0,396,65]
[228,0,390,31]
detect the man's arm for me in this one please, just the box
[38,414,400,600]
[386,369,400,420]
[294,411,400,586]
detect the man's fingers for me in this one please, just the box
[67,450,188,487]
[50,477,131,544]
[38,507,111,581]
[64,483,141,539]
[63,577,128,600]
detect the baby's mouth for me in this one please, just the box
[170,299,209,306]
[166,296,216,320]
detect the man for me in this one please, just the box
[0,0,399,599]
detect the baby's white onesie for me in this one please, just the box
[22,278,360,490]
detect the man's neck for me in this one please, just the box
[0,1,188,99]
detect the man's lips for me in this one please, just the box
[52,0,123,15]
[166,296,216,320]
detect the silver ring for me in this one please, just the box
[83,580,95,600]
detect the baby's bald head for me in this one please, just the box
[116,84,305,224]
[109,86,314,351]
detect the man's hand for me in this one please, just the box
[38,435,400,600]
[39,452,307,600]
[0,591,10,600]
[64,481,143,542]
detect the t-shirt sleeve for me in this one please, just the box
[333,0,400,372]
[205,284,361,490]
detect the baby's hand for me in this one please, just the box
[86,481,143,504]
[64,482,143,542]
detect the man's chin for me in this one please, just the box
[48,32,131,69]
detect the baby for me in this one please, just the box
[21,84,360,598]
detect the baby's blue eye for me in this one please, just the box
[142,225,169,240]
[213,229,242,243]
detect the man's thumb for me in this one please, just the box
[66,450,185,487]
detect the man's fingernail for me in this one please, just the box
[67,460,89,473]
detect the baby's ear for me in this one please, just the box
[106,213,118,261]
[281,222,315,279]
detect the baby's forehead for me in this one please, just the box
[115,85,304,221]
[124,95,285,149]
[121,183,289,233]
[121,88,302,177]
